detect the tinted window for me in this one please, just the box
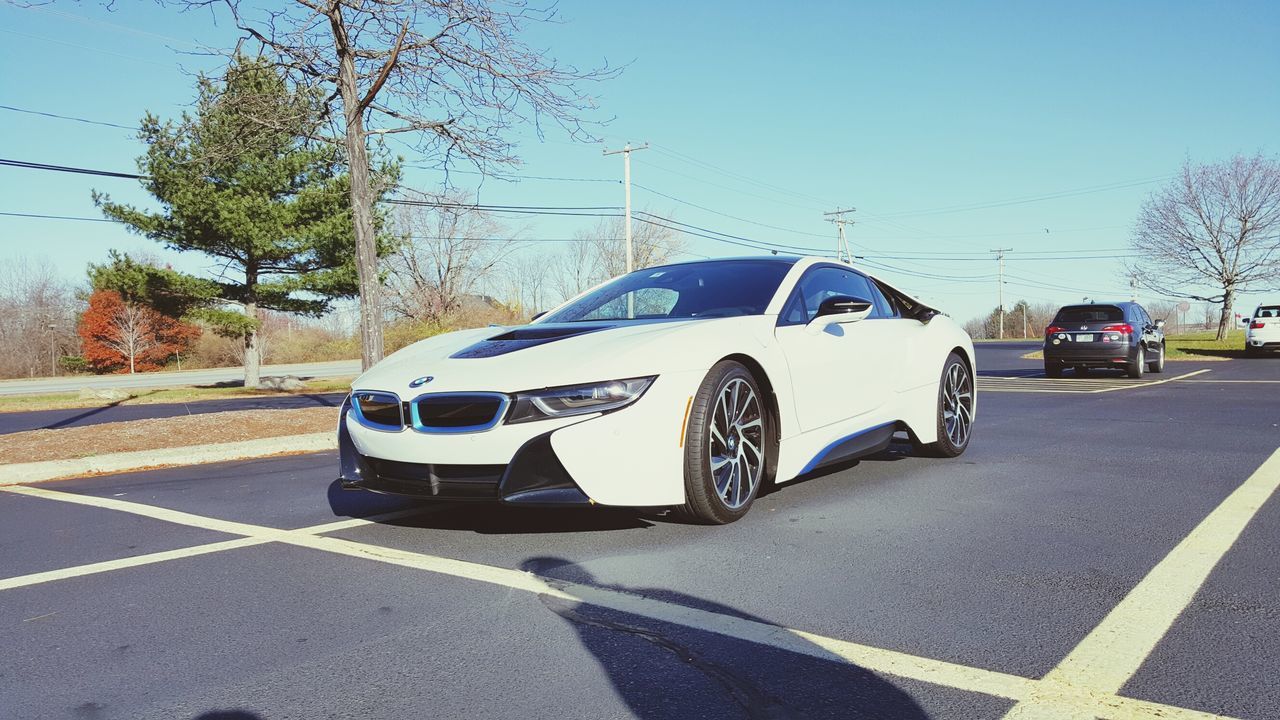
[868,281,899,318]
[1054,305,1124,323]
[540,260,792,323]
[779,266,879,326]
[1255,306,1280,318]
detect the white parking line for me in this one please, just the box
[3,450,1276,720]
[1001,446,1280,718]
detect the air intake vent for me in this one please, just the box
[352,391,403,431]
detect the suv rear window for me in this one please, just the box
[1256,306,1280,318]
[1054,305,1124,323]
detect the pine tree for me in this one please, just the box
[94,56,395,387]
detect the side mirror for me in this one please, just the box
[807,295,873,333]
[1155,319,1165,329]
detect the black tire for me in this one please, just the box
[918,353,973,458]
[679,361,769,525]
[1074,365,1090,377]
[1148,343,1165,373]
[1245,344,1260,357]
[1044,361,1063,378]
[1127,345,1145,379]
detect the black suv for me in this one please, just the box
[1043,302,1166,378]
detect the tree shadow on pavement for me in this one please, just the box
[194,712,263,719]
[523,556,931,719]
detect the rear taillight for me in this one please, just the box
[1101,324,1134,334]
[1046,325,1065,334]
[1252,321,1266,329]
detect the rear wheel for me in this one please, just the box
[919,353,973,458]
[1128,346,1146,379]
[1148,343,1165,373]
[1044,361,1062,378]
[680,361,767,524]
[1074,365,1090,377]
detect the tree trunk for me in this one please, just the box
[244,301,261,389]
[332,12,384,371]
[1216,286,1235,341]
[244,269,261,389]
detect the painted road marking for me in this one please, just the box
[1001,446,1280,719]
[0,537,271,592]
[979,369,1211,394]
[4,475,1272,720]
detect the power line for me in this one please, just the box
[632,182,832,239]
[0,158,144,179]
[875,175,1175,219]
[0,211,116,223]
[0,105,139,131]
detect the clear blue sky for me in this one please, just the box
[2,0,1278,324]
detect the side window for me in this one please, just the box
[868,281,899,318]
[778,266,879,326]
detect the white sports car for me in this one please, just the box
[338,256,976,523]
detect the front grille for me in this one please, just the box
[352,391,403,430]
[410,393,508,433]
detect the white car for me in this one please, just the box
[1245,303,1280,355]
[338,256,976,524]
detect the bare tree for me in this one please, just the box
[170,1,617,369]
[102,303,161,375]
[576,215,687,281]
[501,251,551,316]
[383,195,515,323]
[0,256,81,379]
[551,239,601,303]
[1129,154,1280,339]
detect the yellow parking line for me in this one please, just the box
[1001,447,1280,718]
[1090,368,1212,393]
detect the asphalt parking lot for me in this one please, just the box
[2,344,1278,720]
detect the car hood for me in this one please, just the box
[352,318,759,396]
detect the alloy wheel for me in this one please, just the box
[942,362,973,448]
[709,377,764,509]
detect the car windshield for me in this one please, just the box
[539,260,793,323]
[1054,305,1124,323]
[1256,306,1280,318]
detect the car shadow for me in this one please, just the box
[193,712,263,720]
[524,556,932,719]
[325,480,655,534]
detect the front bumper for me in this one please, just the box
[337,370,702,508]
[338,409,590,505]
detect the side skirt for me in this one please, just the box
[795,421,901,477]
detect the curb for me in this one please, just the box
[0,433,336,486]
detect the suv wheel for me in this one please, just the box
[1127,346,1146,379]
[1147,343,1165,373]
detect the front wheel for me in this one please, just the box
[1127,346,1146,379]
[680,361,768,524]
[918,353,973,458]
[1148,343,1165,373]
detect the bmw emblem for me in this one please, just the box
[409,376,434,388]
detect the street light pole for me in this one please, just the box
[48,323,57,376]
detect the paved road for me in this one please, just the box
[0,392,347,435]
[0,360,362,397]
[2,349,1279,719]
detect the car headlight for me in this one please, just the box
[506,377,656,424]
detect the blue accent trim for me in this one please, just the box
[798,421,899,476]
[408,392,510,434]
[350,390,404,433]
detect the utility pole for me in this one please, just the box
[824,208,856,262]
[990,248,1012,339]
[603,142,649,274]
[1129,272,1138,302]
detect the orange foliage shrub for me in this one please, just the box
[78,290,202,373]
